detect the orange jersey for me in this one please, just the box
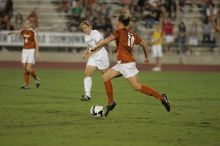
[20,29,37,49]
[113,28,142,63]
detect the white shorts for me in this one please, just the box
[87,51,109,70]
[165,35,174,43]
[112,61,139,78]
[152,45,163,58]
[22,49,35,64]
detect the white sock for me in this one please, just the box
[84,77,92,97]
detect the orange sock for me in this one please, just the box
[104,80,113,105]
[140,85,163,101]
[30,70,37,80]
[24,71,30,86]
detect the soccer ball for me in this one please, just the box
[90,105,104,117]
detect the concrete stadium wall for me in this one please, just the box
[0,51,220,65]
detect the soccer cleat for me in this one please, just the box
[20,86,30,89]
[161,94,170,112]
[104,101,117,117]
[35,79,40,88]
[80,95,91,101]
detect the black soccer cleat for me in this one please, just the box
[35,79,40,88]
[161,94,170,112]
[104,101,117,117]
[80,95,91,101]
[20,86,30,89]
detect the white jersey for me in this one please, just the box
[84,30,108,59]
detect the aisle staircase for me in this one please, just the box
[13,0,67,32]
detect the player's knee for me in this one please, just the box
[85,74,92,78]
[26,68,32,73]
[102,74,108,82]
[85,71,93,77]
[132,86,140,91]
[131,84,141,91]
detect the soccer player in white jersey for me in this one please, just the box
[80,21,112,101]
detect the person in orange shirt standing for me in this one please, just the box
[86,14,170,117]
[9,20,40,89]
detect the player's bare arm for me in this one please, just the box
[34,32,40,61]
[139,40,150,64]
[90,34,115,52]
[82,39,102,60]
[8,30,22,35]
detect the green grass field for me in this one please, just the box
[0,69,220,146]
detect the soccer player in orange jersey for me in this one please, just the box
[88,15,170,117]
[8,20,40,89]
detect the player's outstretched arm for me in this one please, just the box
[8,30,21,35]
[89,34,115,52]
[82,47,92,60]
[82,39,104,60]
[139,40,150,64]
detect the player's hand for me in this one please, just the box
[35,52,40,61]
[82,50,91,60]
[144,57,149,64]
[88,47,95,52]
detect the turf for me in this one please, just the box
[0,69,220,146]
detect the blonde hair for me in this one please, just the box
[23,20,32,29]
[80,20,92,30]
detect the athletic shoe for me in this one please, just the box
[35,79,40,88]
[104,101,117,117]
[80,95,91,101]
[161,94,170,112]
[20,86,30,89]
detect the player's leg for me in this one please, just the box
[101,68,119,113]
[100,68,114,105]
[127,76,162,100]
[100,68,122,78]
[29,49,40,88]
[28,63,40,88]
[127,76,170,112]
[30,68,37,80]
[21,49,30,89]
[102,69,120,104]
[26,63,40,88]
[21,63,30,89]
[81,65,97,101]
[102,69,120,116]
[100,67,108,74]
[30,68,40,88]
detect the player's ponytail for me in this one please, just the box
[117,14,130,27]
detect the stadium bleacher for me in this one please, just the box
[0,0,220,65]
[13,0,67,31]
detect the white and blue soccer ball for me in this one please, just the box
[90,105,104,117]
